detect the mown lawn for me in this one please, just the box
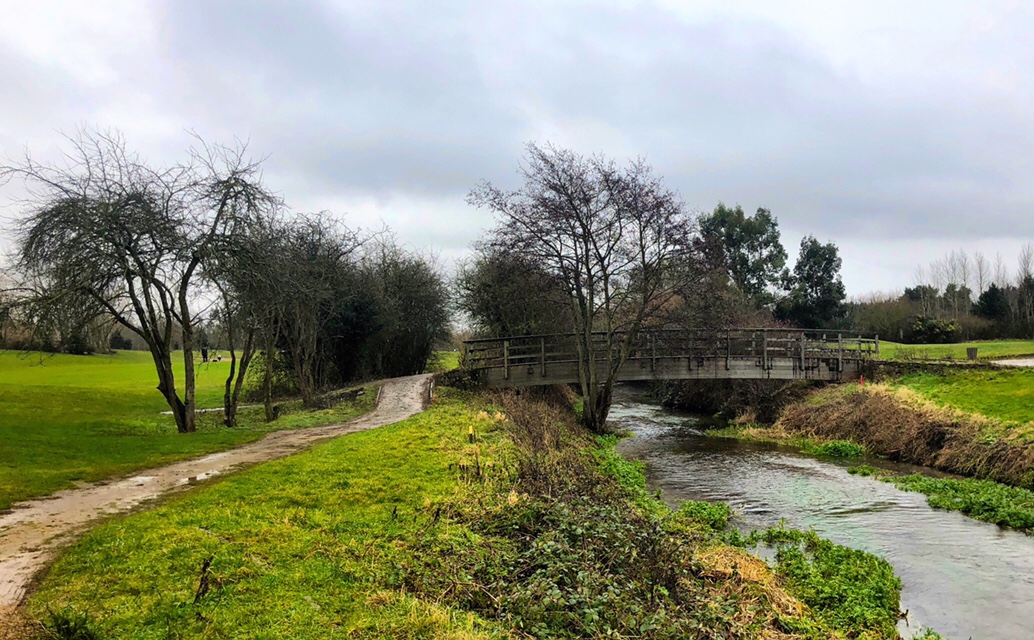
[0,350,376,511]
[878,339,1034,361]
[894,368,1034,426]
[29,388,505,640]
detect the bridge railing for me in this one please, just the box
[463,329,879,377]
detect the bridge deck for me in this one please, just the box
[464,329,878,387]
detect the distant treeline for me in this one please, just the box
[848,247,1034,343]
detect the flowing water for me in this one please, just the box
[611,388,1034,640]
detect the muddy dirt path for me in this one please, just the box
[0,374,432,612]
[995,358,1034,367]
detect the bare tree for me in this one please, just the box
[1018,242,1034,334]
[956,249,971,297]
[205,216,282,427]
[1019,242,1034,282]
[974,251,990,294]
[469,143,695,433]
[276,215,363,406]
[911,265,937,316]
[994,252,1010,288]
[4,129,277,433]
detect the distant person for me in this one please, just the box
[201,347,209,363]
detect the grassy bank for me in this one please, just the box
[878,339,1034,361]
[772,381,1034,487]
[0,350,376,511]
[24,385,914,639]
[894,368,1034,426]
[712,368,1034,533]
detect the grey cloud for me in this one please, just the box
[3,0,1034,294]
[147,0,1034,246]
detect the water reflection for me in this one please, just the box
[611,388,1034,640]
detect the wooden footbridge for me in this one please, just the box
[463,329,879,388]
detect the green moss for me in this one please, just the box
[848,464,885,477]
[675,500,732,531]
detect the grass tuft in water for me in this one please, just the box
[888,474,1034,531]
[803,440,865,458]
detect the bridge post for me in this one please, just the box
[762,330,768,371]
[838,333,843,376]
[503,340,510,380]
[540,337,546,377]
[650,332,656,372]
[799,331,806,374]
[875,334,880,359]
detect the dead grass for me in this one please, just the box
[776,384,1034,488]
[694,546,807,636]
[0,606,37,640]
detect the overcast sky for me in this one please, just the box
[2,0,1033,296]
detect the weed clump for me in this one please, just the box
[889,474,1034,531]
[804,440,865,458]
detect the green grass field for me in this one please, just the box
[878,339,1034,361]
[893,368,1034,427]
[424,350,461,372]
[28,389,508,639]
[0,350,375,511]
[28,388,910,640]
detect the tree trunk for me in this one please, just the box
[180,336,197,433]
[223,327,256,428]
[223,345,238,428]
[294,347,316,407]
[177,282,198,433]
[580,381,614,434]
[260,328,276,422]
[150,346,190,434]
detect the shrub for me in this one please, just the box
[905,316,961,344]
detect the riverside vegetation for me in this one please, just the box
[22,384,925,639]
[704,365,1034,534]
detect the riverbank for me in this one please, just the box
[16,384,913,639]
[775,377,1034,487]
[699,368,1034,534]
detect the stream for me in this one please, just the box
[611,387,1034,640]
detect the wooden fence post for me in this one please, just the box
[503,340,510,380]
[540,337,546,376]
[837,333,843,374]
